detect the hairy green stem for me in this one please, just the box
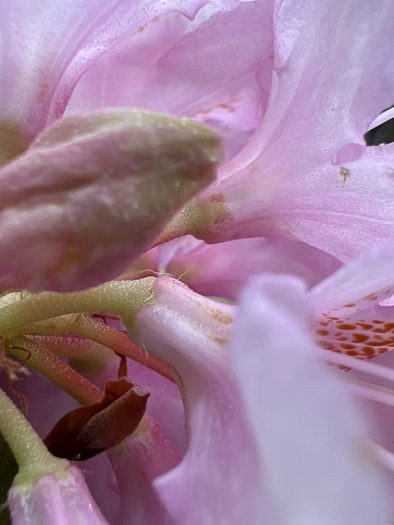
[0,388,68,490]
[0,278,155,336]
[7,337,104,406]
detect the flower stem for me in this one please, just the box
[20,334,113,365]
[0,388,68,490]
[70,315,173,381]
[0,278,155,335]
[7,315,173,381]
[6,337,104,406]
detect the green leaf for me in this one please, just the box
[0,431,18,525]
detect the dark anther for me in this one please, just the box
[44,378,149,461]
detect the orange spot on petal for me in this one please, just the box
[319,341,335,350]
[218,103,236,113]
[337,324,356,330]
[362,346,376,357]
[363,293,378,301]
[340,343,357,351]
[358,323,373,330]
[352,333,369,344]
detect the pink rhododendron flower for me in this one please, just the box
[1,0,394,524]
[2,240,394,523]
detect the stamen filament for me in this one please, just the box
[6,337,104,406]
[317,349,394,383]
[372,443,394,471]
[347,378,394,407]
[0,387,68,489]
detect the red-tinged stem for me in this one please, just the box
[7,337,104,406]
[69,315,173,381]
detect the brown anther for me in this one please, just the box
[45,378,149,461]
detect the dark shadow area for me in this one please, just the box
[0,431,18,525]
[365,105,394,145]
[365,118,394,145]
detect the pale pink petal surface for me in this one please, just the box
[161,236,341,299]
[134,277,263,524]
[109,416,182,525]
[310,238,394,317]
[174,0,394,261]
[348,351,394,462]
[68,1,273,161]
[231,275,392,523]
[122,236,341,300]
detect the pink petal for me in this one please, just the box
[163,236,341,299]
[8,465,108,525]
[0,0,236,155]
[0,109,220,292]
[310,238,394,317]
[350,351,394,457]
[174,0,394,261]
[122,236,341,300]
[134,277,263,523]
[108,416,182,525]
[81,454,120,524]
[68,1,273,162]
[207,143,394,261]
[231,274,392,523]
